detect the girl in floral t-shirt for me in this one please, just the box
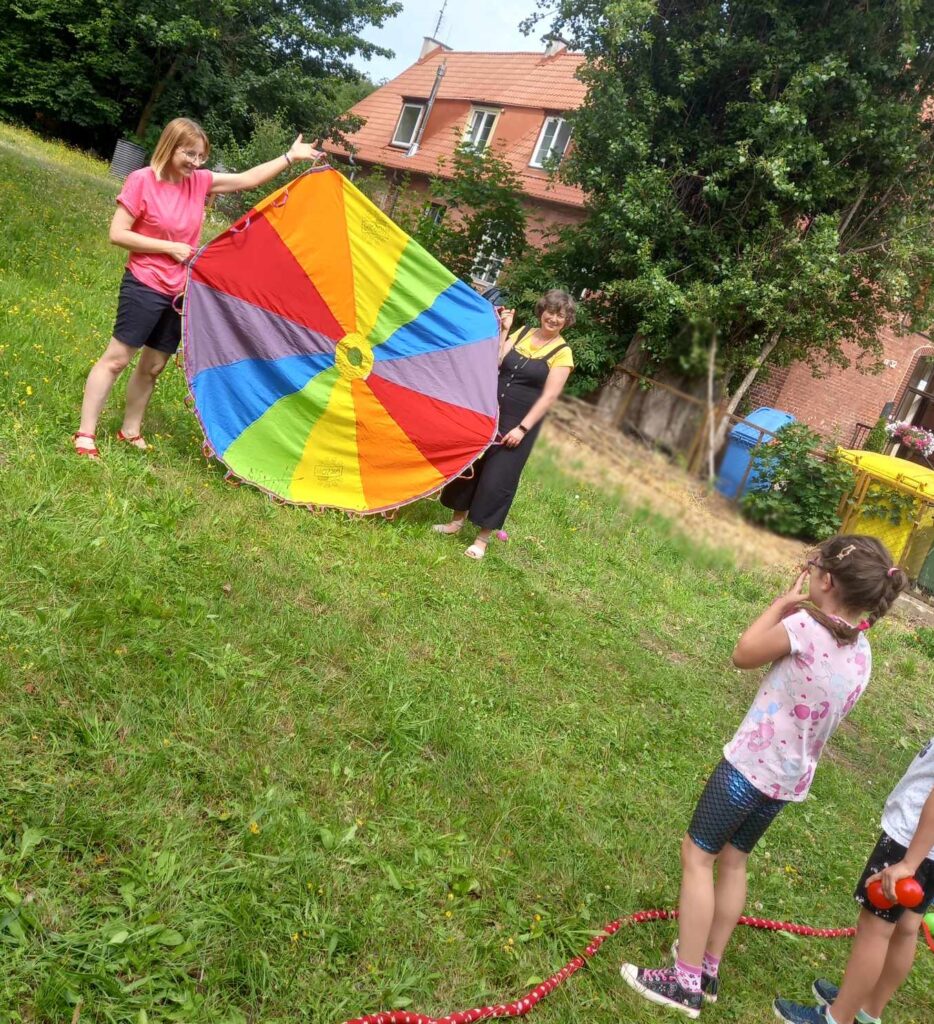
[620,535,906,1020]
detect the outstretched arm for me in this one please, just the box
[209,135,325,195]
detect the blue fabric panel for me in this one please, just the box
[192,352,334,456]
[374,280,498,362]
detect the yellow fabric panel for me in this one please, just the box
[341,182,410,341]
[290,376,366,509]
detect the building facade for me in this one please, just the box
[324,38,588,285]
[747,327,934,455]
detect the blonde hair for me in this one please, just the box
[150,118,210,179]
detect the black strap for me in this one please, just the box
[512,327,567,361]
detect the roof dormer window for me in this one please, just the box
[464,107,500,151]
[530,116,571,168]
[391,102,426,148]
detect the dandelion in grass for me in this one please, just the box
[249,821,260,835]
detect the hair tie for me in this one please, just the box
[886,567,899,577]
[857,619,871,632]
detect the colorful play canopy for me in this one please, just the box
[184,166,499,513]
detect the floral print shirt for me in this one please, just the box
[725,611,871,802]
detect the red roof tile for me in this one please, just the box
[324,47,587,209]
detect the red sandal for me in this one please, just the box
[73,432,100,459]
[116,429,149,450]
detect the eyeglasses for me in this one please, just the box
[178,148,207,164]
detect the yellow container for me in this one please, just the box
[837,450,934,566]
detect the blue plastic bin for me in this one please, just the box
[716,407,796,499]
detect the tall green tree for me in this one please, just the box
[406,143,528,284]
[0,0,396,153]
[517,0,934,412]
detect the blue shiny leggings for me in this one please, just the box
[688,759,787,854]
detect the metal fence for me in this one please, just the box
[599,367,810,494]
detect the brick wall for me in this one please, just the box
[746,329,934,445]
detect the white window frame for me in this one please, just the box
[530,115,572,168]
[391,102,426,148]
[463,106,500,151]
[471,233,506,287]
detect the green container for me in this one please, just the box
[919,541,934,594]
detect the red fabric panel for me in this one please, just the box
[366,374,496,477]
[190,215,344,339]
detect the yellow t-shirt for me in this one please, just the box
[510,328,575,370]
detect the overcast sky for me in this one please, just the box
[353,0,552,83]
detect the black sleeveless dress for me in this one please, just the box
[440,331,569,529]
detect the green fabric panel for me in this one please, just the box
[223,366,340,496]
[368,239,455,348]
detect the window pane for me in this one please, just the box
[532,117,570,166]
[467,110,496,150]
[553,119,572,157]
[393,104,423,146]
[533,119,559,165]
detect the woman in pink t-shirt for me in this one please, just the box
[73,117,322,458]
[619,535,906,1020]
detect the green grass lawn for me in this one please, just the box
[0,123,932,1024]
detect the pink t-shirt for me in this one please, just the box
[116,167,214,296]
[724,611,871,802]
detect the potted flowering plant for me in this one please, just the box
[885,420,934,463]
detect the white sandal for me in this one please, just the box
[464,541,487,560]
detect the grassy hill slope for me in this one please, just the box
[0,123,931,1024]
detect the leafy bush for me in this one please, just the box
[863,416,889,453]
[213,113,297,220]
[740,423,855,541]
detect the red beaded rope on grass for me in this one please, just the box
[336,909,857,1024]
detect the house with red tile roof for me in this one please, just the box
[324,38,588,286]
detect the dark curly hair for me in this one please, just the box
[534,289,577,329]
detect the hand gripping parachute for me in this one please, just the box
[183,166,500,513]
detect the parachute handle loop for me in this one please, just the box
[230,215,252,235]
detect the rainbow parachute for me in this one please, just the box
[183,166,499,513]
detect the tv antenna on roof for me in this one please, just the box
[433,0,448,39]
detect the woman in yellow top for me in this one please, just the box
[434,289,575,559]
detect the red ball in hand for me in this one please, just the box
[895,877,925,909]
[866,879,895,910]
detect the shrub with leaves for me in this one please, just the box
[740,422,854,540]
[862,417,890,453]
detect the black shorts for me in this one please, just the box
[112,270,182,353]
[853,832,934,923]
[688,759,788,854]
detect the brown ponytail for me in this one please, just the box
[803,535,906,643]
